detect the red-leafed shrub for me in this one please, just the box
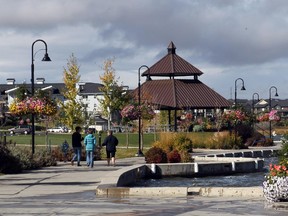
[145,147,167,164]
[167,150,181,163]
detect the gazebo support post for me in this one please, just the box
[174,109,177,132]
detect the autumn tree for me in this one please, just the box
[99,58,131,129]
[59,54,84,130]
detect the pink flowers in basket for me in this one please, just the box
[222,109,247,125]
[257,110,280,122]
[121,103,155,122]
[9,96,57,116]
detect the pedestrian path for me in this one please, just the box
[0,149,287,215]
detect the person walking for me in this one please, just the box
[102,130,118,166]
[84,128,96,168]
[71,126,83,166]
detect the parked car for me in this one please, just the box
[9,125,31,135]
[47,127,71,133]
[47,127,64,133]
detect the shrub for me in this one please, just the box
[52,145,102,162]
[234,124,253,144]
[193,125,203,132]
[179,151,194,163]
[173,133,193,152]
[145,147,167,163]
[10,146,57,170]
[167,150,181,163]
[0,144,22,174]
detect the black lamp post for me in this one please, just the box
[234,78,246,107]
[252,93,260,113]
[269,86,278,139]
[252,93,260,129]
[31,39,51,155]
[136,65,149,157]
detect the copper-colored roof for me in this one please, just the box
[137,79,230,109]
[141,41,203,77]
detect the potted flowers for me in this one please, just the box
[263,134,288,202]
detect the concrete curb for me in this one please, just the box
[96,186,264,198]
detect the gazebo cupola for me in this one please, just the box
[141,41,203,80]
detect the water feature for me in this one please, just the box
[133,157,278,188]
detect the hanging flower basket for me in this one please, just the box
[121,103,155,123]
[9,96,57,116]
[257,110,280,122]
[121,104,140,122]
[221,109,248,126]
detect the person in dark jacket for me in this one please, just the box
[102,130,118,166]
[71,126,83,166]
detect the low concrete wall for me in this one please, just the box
[149,157,264,177]
[96,149,275,197]
[96,164,147,196]
[204,149,277,158]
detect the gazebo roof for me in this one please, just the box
[141,41,203,78]
[138,79,230,109]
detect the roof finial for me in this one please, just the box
[168,41,176,54]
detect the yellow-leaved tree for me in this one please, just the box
[99,58,131,129]
[59,54,84,130]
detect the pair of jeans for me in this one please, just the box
[72,147,81,165]
[86,150,94,168]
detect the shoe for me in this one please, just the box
[71,160,74,166]
[77,164,82,167]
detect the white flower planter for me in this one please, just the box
[263,176,288,202]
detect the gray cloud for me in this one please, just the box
[0,0,288,98]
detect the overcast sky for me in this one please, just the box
[1,0,288,100]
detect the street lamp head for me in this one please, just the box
[275,92,279,97]
[146,75,152,81]
[241,86,246,91]
[42,53,51,61]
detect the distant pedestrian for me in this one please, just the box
[84,128,96,168]
[71,126,83,166]
[61,140,69,162]
[102,130,118,166]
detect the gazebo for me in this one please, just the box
[135,41,230,131]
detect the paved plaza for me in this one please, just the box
[0,156,288,215]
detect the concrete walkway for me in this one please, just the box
[0,150,288,215]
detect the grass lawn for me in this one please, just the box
[2,132,158,148]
